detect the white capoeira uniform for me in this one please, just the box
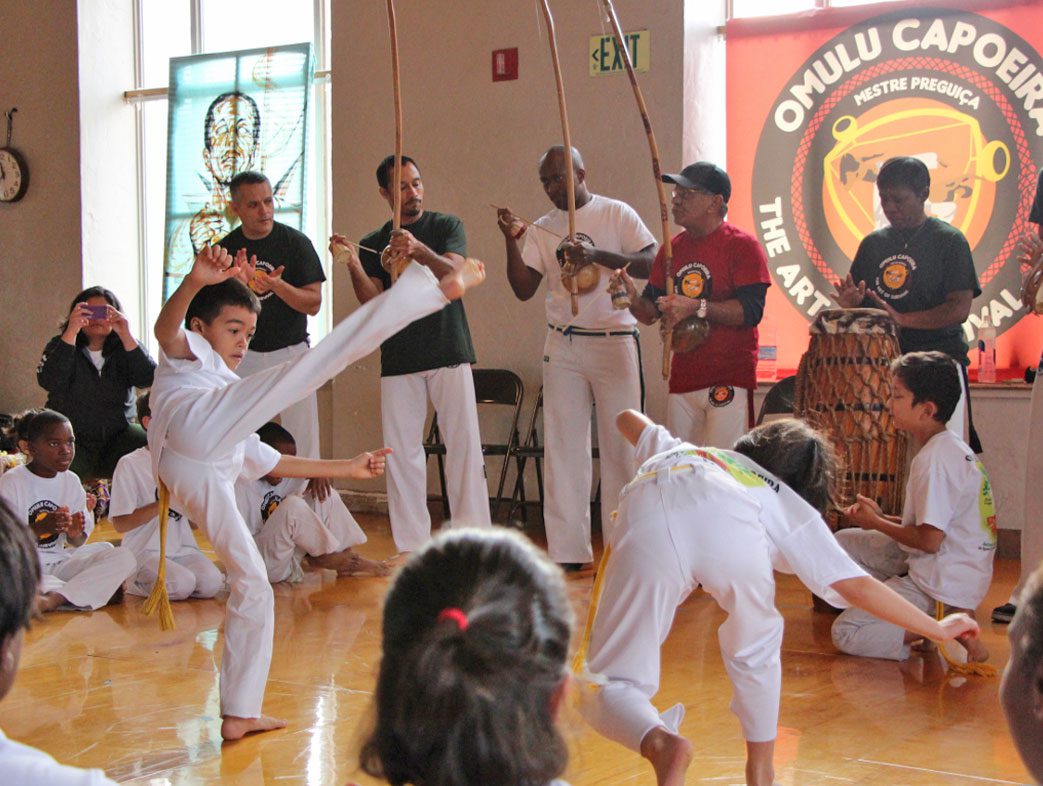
[147,262,455,719]
[520,194,656,563]
[832,428,996,660]
[0,464,135,610]
[577,423,865,749]
[109,446,224,600]
[236,343,320,459]
[0,727,118,786]
[235,474,367,583]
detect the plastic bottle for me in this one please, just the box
[757,322,778,382]
[977,312,996,383]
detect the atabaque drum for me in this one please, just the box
[794,308,908,519]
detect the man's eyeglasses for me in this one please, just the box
[671,187,714,202]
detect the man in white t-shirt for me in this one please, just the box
[496,145,656,570]
[833,351,997,662]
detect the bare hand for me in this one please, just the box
[349,447,393,480]
[1018,232,1043,269]
[188,246,243,287]
[307,476,333,503]
[842,499,880,531]
[389,229,422,260]
[249,265,285,295]
[66,511,86,539]
[562,241,598,269]
[937,612,980,642]
[106,305,133,341]
[36,506,72,537]
[63,303,93,342]
[656,293,698,323]
[329,234,361,268]
[496,207,524,240]
[607,268,637,299]
[833,273,866,308]
[864,289,903,326]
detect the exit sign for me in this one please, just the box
[589,29,650,77]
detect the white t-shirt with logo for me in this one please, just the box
[109,446,199,559]
[0,464,94,568]
[234,475,308,537]
[0,728,118,786]
[903,428,997,609]
[521,194,655,330]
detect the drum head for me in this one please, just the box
[809,307,897,336]
[672,316,710,353]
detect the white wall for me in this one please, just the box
[0,1,83,413]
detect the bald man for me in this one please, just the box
[497,146,656,570]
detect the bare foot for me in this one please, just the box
[35,592,65,614]
[335,551,391,577]
[221,714,287,741]
[959,635,989,663]
[640,727,693,786]
[560,562,596,580]
[440,258,486,301]
[382,551,412,569]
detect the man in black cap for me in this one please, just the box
[615,161,771,448]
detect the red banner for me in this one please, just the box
[726,0,1043,377]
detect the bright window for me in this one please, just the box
[129,0,331,351]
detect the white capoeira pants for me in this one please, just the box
[381,363,491,552]
[125,550,224,600]
[237,341,321,459]
[41,542,136,610]
[831,529,933,661]
[580,461,784,749]
[666,387,751,450]
[254,492,366,583]
[542,329,641,563]
[158,262,451,718]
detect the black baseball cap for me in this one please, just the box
[662,162,731,203]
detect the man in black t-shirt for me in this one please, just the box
[835,156,981,451]
[336,155,491,555]
[217,171,326,459]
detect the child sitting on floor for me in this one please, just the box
[110,392,224,601]
[832,350,996,663]
[234,421,388,582]
[0,410,135,613]
[356,527,573,786]
[0,498,120,784]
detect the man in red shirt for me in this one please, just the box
[617,162,771,447]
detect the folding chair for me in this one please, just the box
[507,386,544,523]
[424,368,525,519]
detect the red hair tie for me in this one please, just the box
[437,607,469,631]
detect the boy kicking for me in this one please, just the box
[150,243,483,740]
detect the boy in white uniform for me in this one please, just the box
[577,409,980,786]
[0,498,120,785]
[150,244,483,740]
[0,410,135,613]
[235,422,387,583]
[110,393,224,600]
[832,351,996,662]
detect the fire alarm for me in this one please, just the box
[492,48,518,82]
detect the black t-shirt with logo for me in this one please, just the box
[217,222,326,352]
[850,217,980,364]
[359,211,476,377]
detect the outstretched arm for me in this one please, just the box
[272,447,393,481]
[831,575,979,642]
[155,246,243,359]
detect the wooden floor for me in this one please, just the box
[6,512,1030,786]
